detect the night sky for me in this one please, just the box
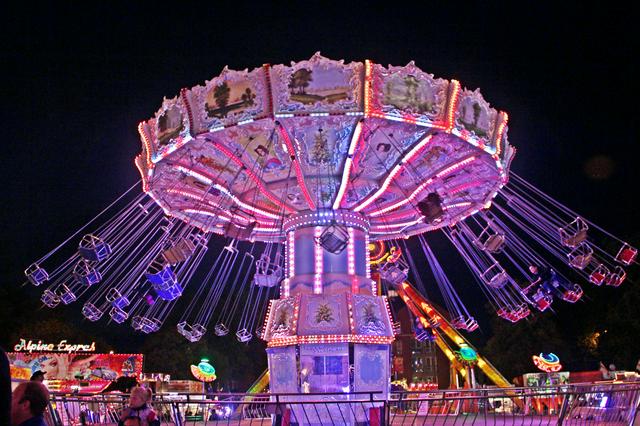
[2,4,637,357]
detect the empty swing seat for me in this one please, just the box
[236,328,253,343]
[146,262,183,300]
[78,234,112,262]
[162,237,197,265]
[481,263,509,289]
[615,244,637,265]
[451,316,479,331]
[132,316,161,334]
[214,323,229,336]
[415,328,436,342]
[253,253,284,287]
[473,220,506,253]
[589,264,609,286]
[41,289,60,308]
[378,258,409,285]
[177,322,206,342]
[317,224,349,254]
[463,317,479,331]
[561,284,583,303]
[109,306,129,323]
[559,218,588,248]
[106,288,130,309]
[25,263,49,286]
[224,220,257,240]
[81,302,104,321]
[55,284,77,305]
[531,290,553,312]
[73,259,102,286]
[483,234,506,253]
[605,266,626,287]
[567,243,593,270]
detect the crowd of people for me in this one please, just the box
[1,346,160,426]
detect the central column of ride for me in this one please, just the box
[262,210,394,410]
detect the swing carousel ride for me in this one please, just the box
[24,54,636,394]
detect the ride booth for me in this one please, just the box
[262,211,394,425]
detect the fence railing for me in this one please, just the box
[47,382,640,425]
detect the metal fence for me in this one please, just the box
[47,382,640,425]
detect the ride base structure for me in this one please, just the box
[23,55,636,415]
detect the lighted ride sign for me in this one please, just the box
[190,358,217,382]
[532,352,562,373]
[455,344,479,366]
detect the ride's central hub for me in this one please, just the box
[262,211,394,395]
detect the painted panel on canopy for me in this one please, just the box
[271,52,363,114]
[214,122,291,184]
[410,134,477,182]
[353,119,430,181]
[280,115,354,174]
[309,176,341,210]
[454,88,499,149]
[190,66,270,131]
[150,97,191,158]
[371,62,450,126]
[179,137,246,187]
[264,181,304,210]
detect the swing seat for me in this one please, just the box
[589,264,609,286]
[81,303,104,321]
[483,234,506,253]
[145,261,177,286]
[481,263,508,289]
[253,254,284,287]
[415,327,435,342]
[132,316,161,334]
[73,259,102,286]
[214,323,229,336]
[378,258,409,285]
[41,289,60,308]
[162,237,197,265]
[155,282,183,301]
[177,322,206,342]
[463,317,479,331]
[567,243,593,270]
[236,328,253,343]
[450,317,466,329]
[532,290,553,311]
[25,263,49,286]
[473,219,506,253]
[106,288,130,309]
[559,218,588,248]
[56,284,77,305]
[615,244,637,265]
[317,224,349,254]
[426,316,441,328]
[561,284,583,303]
[224,220,257,240]
[255,326,265,339]
[497,308,518,323]
[78,234,112,262]
[605,267,626,287]
[515,304,531,320]
[109,306,129,323]
[145,261,183,300]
